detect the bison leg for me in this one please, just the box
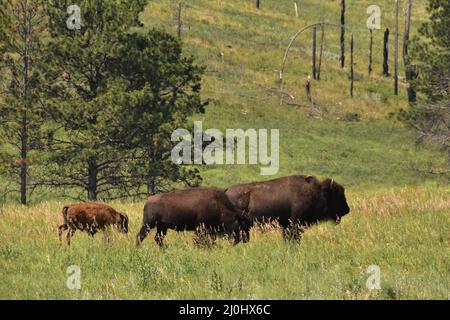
[208,229,218,243]
[234,229,242,245]
[136,225,151,246]
[154,225,167,247]
[241,229,250,243]
[223,222,242,245]
[66,228,76,246]
[84,227,99,242]
[102,226,113,243]
[87,226,97,238]
[282,226,296,241]
[282,223,303,242]
[194,226,216,247]
[103,231,110,243]
[58,224,68,243]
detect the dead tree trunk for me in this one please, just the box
[280,22,345,81]
[20,111,27,205]
[20,5,31,205]
[403,0,416,102]
[383,28,390,76]
[350,34,354,97]
[317,24,325,80]
[176,2,183,39]
[394,0,399,95]
[340,0,345,68]
[147,174,156,196]
[368,29,373,75]
[256,0,260,9]
[21,44,29,205]
[312,26,317,80]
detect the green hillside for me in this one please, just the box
[137,0,447,190]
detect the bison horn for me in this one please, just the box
[330,179,334,189]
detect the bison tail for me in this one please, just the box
[61,206,69,224]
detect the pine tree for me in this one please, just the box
[410,0,450,102]
[400,0,450,172]
[39,1,205,200]
[105,30,206,196]
[0,0,47,205]
[39,0,148,201]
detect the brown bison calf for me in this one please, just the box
[58,203,129,245]
[136,188,252,247]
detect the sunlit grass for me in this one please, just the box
[0,186,448,299]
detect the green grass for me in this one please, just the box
[0,186,448,299]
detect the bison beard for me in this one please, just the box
[225,175,350,240]
[136,188,252,247]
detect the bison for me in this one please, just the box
[58,203,129,245]
[225,175,350,240]
[136,188,252,247]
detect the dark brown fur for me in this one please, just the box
[136,188,252,247]
[225,175,350,240]
[58,203,128,245]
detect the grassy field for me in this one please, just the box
[0,0,449,299]
[0,186,448,299]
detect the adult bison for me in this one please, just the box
[225,175,350,240]
[136,188,252,247]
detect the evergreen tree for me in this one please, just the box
[410,0,450,102]
[401,0,450,171]
[39,1,205,200]
[39,0,148,201]
[0,0,46,204]
[105,30,206,195]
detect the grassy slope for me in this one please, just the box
[0,1,449,299]
[138,0,447,190]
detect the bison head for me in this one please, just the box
[322,178,350,223]
[118,213,129,233]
